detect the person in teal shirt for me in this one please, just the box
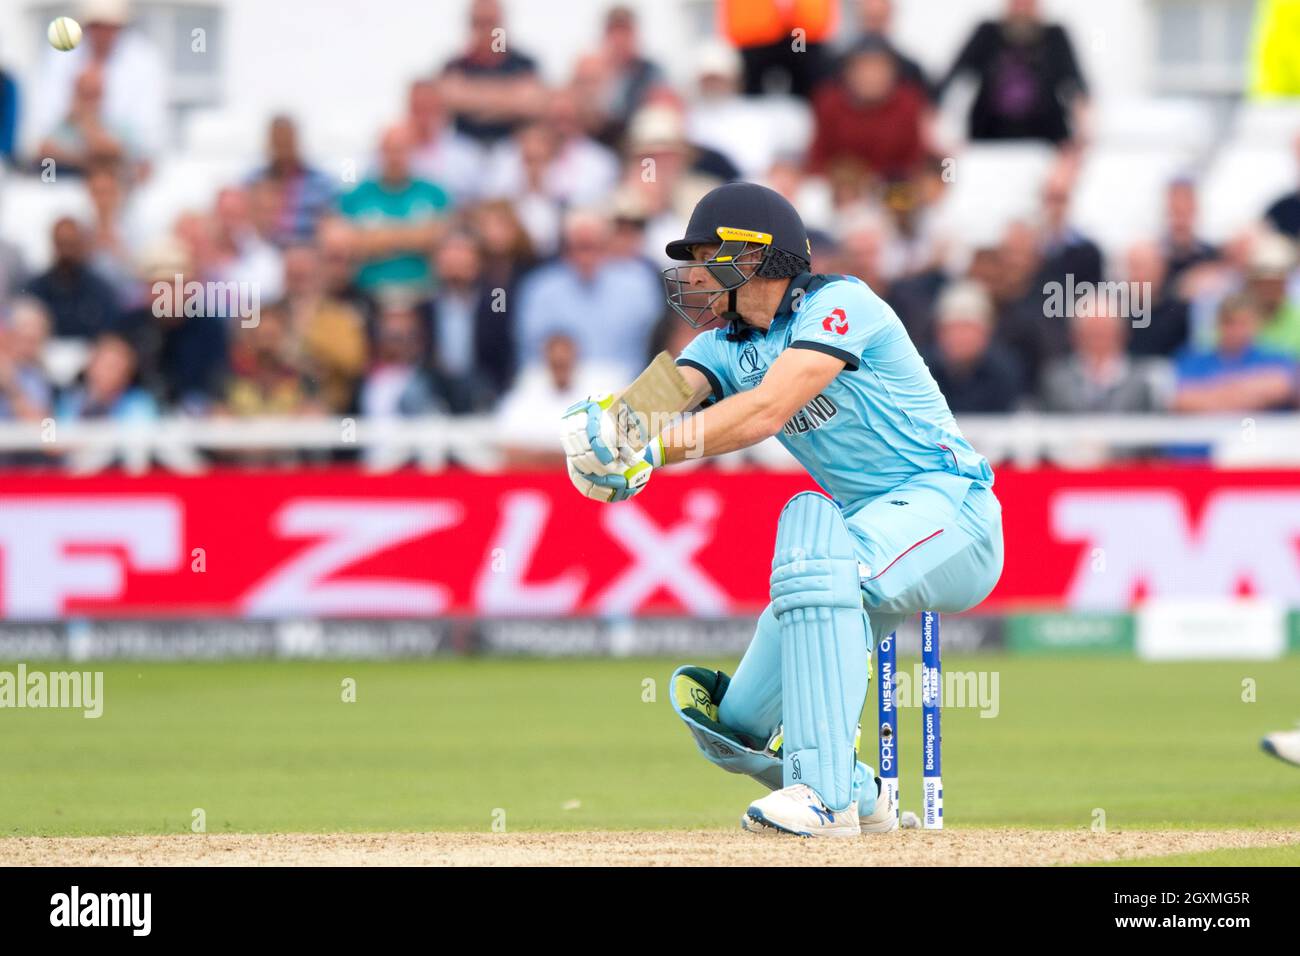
[338,124,450,293]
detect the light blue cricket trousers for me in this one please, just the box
[717,472,1004,809]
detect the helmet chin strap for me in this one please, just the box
[720,289,743,323]
[722,289,754,341]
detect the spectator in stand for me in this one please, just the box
[338,124,450,294]
[925,280,1024,413]
[1164,178,1218,282]
[25,218,121,341]
[1124,240,1191,358]
[224,302,321,418]
[844,0,932,99]
[977,221,1057,380]
[884,156,952,278]
[1250,0,1300,97]
[620,102,729,265]
[486,90,620,209]
[0,224,28,315]
[764,155,834,232]
[571,53,615,142]
[836,210,896,301]
[516,209,661,381]
[420,231,515,411]
[172,209,219,282]
[440,0,545,147]
[36,65,140,179]
[406,79,483,205]
[245,116,336,246]
[838,209,940,348]
[0,55,16,167]
[822,159,882,226]
[1265,133,1300,240]
[29,0,165,165]
[467,200,537,301]
[991,157,1106,373]
[1174,294,1297,412]
[1180,229,1257,349]
[114,237,228,413]
[719,0,835,100]
[1245,232,1300,357]
[1037,158,1103,290]
[360,305,443,421]
[246,179,287,248]
[0,299,54,423]
[807,37,926,180]
[589,6,667,147]
[687,43,786,181]
[607,187,656,266]
[487,122,566,258]
[57,331,156,422]
[84,162,142,306]
[281,243,369,415]
[211,187,284,302]
[1041,303,1162,412]
[937,0,1088,144]
[641,88,742,183]
[496,331,625,467]
[316,216,376,326]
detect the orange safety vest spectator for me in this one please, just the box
[720,0,836,49]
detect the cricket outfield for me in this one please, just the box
[2,656,1298,866]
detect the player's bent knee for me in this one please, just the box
[669,665,783,790]
[769,492,864,617]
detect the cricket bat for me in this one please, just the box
[611,351,697,455]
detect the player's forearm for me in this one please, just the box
[658,390,783,464]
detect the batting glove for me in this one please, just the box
[560,393,629,476]
[566,439,663,503]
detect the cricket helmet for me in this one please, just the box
[663,182,811,329]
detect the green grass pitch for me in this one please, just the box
[2,655,1298,836]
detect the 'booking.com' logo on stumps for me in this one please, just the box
[1043,276,1151,329]
[153,274,261,328]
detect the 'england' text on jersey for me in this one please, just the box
[782,394,838,436]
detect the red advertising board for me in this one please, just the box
[0,467,1297,618]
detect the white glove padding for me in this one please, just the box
[567,451,653,503]
[560,393,635,476]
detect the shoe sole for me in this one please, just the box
[742,808,859,839]
[742,809,810,838]
[1262,738,1300,767]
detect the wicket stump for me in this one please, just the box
[877,611,943,830]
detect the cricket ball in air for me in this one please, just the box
[48,17,83,52]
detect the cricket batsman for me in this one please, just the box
[560,182,1004,837]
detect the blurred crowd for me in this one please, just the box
[2,0,1300,465]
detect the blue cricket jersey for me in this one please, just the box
[676,273,993,513]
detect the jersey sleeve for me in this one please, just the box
[787,279,889,372]
[675,329,733,407]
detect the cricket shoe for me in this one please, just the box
[858,776,899,834]
[1261,728,1300,767]
[741,784,860,839]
